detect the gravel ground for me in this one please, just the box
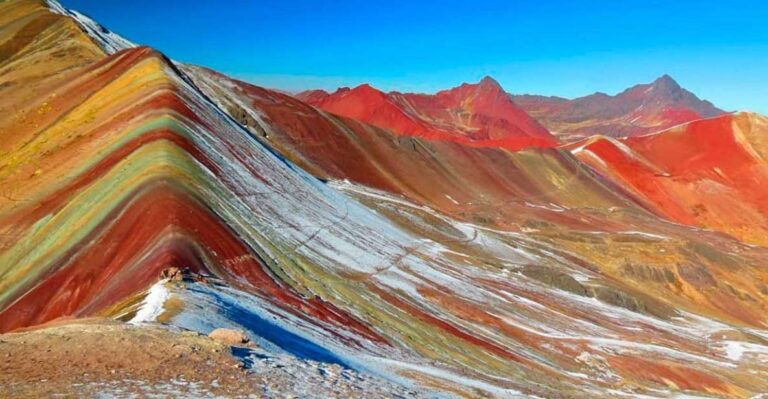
[0,319,428,398]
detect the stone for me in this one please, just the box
[208,328,249,345]
[160,267,185,282]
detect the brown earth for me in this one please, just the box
[0,318,252,398]
[0,318,424,398]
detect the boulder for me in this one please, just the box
[208,328,249,345]
[160,267,185,282]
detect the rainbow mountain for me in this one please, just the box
[2,1,768,397]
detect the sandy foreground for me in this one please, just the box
[0,318,424,398]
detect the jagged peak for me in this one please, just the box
[353,83,376,91]
[347,83,387,98]
[650,74,682,92]
[470,75,504,92]
[443,76,504,95]
[478,75,501,87]
[655,73,676,83]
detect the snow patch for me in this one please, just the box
[129,281,171,324]
[46,0,136,54]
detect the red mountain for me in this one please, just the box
[297,77,558,151]
[572,112,768,246]
[512,75,726,140]
[187,66,629,227]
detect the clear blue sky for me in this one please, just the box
[62,0,768,113]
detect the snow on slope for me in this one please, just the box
[47,0,136,54]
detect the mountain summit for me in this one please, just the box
[511,75,726,139]
[651,74,680,89]
[476,75,504,91]
[298,77,557,150]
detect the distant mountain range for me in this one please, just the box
[301,74,726,142]
[297,76,557,151]
[511,74,726,139]
[196,66,768,248]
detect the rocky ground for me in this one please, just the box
[0,319,426,398]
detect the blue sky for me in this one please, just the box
[63,1,768,113]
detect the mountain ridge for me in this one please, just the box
[511,74,726,139]
[297,77,559,151]
[297,74,725,141]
